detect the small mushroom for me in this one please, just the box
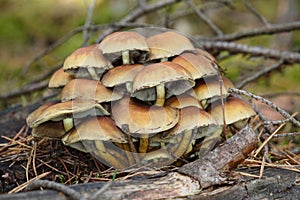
[193,75,235,108]
[111,96,179,154]
[208,96,256,126]
[101,64,144,93]
[48,67,74,89]
[99,32,149,65]
[172,51,218,80]
[132,62,195,105]
[27,99,109,134]
[141,149,175,167]
[161,106,217,159]
[146,31,194,61]
[61,78,123,103]
[63,44,113,80]
[31,121,66,139]
[62,117,131,169]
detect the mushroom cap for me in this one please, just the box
[63,44,112,77]
[172,52,217,80]
[31,121,66,139]
[147,31,194,60]
[167,106,217,136]
[101,64,144,88]
[165,94,202,109]
[193,76,235,101]
[27,99,109,128]
[99,31,149,54]
[195,48,216,62]
[48,67,74,88]
[132,62,195,96]
[62,117,127,147]
[61,79,123,103]
[208,97,256,125]
[111,96,179,134]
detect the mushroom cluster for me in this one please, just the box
[27,29,256,169]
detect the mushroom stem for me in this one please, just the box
[122,50,130,64]
[87,67,99,80]
[94,140,127,169]
[125,82,133,93]
[155,83,165,106]
[169,129,194,159]
[122,143,135,166]
[126,134,141,164]
[139,136,149,154]
[63,118,73,132]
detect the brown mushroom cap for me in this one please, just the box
[63,44,112,79]
[195,48,217,62]
[48,67,74,88]
[147,31,194,60]
[167,106,217,136]
[61,79,123,103]
[208,97,256,125]
[27,99,109,128]
[101,64,144,89]
[172,52,218,80]
[193,75,235,101]
[99,32,149,54]
[62,117,127,148]
[132,62,195,100]
[165,94,202,109]
[111,96,179,134]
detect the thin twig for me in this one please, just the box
[236,59,285,88]
[200,40,300,64]
[82,0,97,45]
[243,0,270,26]
[272,132,300,138]
[27,180,85,200]
[228,88,300,128]
[185,0,223,36]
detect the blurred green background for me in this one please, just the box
[0,0,300,109]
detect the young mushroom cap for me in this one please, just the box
[99,32,149,54]
[61,79,123,103]
[63,44,112,79]
[208,96,256,125]
[172,51,218,80]
[111,96,179,134]
[132,62,195,100]
[27,99,109,128]
[62,117,127,150]
[48,67,74,88]
[165,94,202,109]
[147,31,194,60]
[193,75,235,101]
[101,64,144,90]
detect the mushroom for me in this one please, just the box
[146,31,194,61]
[165,94,202,109]
[27,99,109,134]
[101,64,144,93]
[99,31,149,65]
[193,75,235,108]
[61,78,123,103]
[111,96,179,154]
[162,106,217,159]
[62,117,132,169]
[63,44,113,80]
[141,149,175,167]
[132,62,195,106]
[195,48,217,63]
[48,67,74,89]
[172,51,218,80]
[208,96,256,126]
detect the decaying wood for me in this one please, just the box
[0,167,299,200]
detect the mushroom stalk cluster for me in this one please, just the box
[27,29,256,169]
